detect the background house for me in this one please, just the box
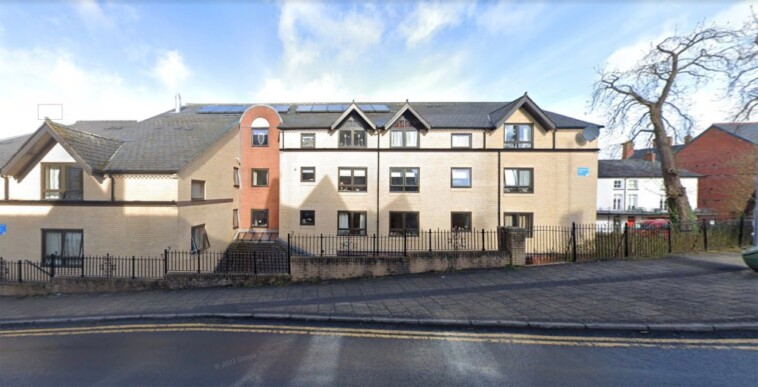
[597,158,700,228]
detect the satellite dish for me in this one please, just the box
[581,125,599,141]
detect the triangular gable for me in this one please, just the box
[1,119,122,179]
[490,94,556,131]
[330,103,376,130]
[383,103,431,131]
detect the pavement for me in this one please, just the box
[1,252,757,331]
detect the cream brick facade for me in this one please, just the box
[280,107,598,236]
[0,127,240,259]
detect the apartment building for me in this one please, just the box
[0,103,241,262]
[262,95,601,237]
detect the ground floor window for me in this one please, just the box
[191,225,210,253]
[300,210,315,226]
[451,212,472,232]
[504,212,534,237]
[389,212,419,236]
[338,211,367,235]
[251,209,269,228]
[42,229,83,267]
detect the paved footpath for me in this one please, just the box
[1,252,757,329]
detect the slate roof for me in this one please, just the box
[711,122,758,145]
[599,159,701,178]
[0,134,32,170]
[268,100,601,130]
[629,145,685,160]
[46,121,124,171]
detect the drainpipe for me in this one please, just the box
[497,150,501,227]
[110,175,115,201]
[754,145,758,246]
[376,129,381,234]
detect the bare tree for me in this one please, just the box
[592,23,745,224]
[730,9,758,120]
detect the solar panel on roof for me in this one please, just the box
[274,105,290,113]
[311,105,327,112]
[358,104,374,112]
[372,104,389,112]
[296,105,312,112]
[327,104,344,112]
[197,106,216,113]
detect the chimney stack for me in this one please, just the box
[684,134,692,144]
[622,141,635,160]
[175,93,181,113]
[644,150,656,162]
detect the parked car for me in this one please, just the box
[634,219,670,237]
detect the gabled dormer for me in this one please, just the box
[331,103,376,148]
[383,102,430,148]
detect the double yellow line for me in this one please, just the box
[1,323,756,351]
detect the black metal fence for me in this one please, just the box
[288,229,502,257]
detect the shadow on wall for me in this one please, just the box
[282,175,354,235]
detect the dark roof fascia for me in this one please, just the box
[383,103,431,131]
[329,104,377,130]
[493,95,556,131]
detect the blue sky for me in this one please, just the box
[0,0,752,151]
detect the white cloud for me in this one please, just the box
[0,46,169,138]
[73,0,138,30]
[254,73,353,102]
[476,0,545,35]
[399,1,472,47]
[151,50,190,91]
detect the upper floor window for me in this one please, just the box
[451,133,472,148]
[504,168,533,193]
[613,194,623,210]
[613,180,623,189]
[390,120,419,148]
[338,167,367,192]
[390,167,419,192]
[233,167,240,188]
[301,133,315,148]
[627,194,638,210]
[339,117,367,148]
[191,180,205,200]
[627,179,638,190]
[252,169,269,187]
[252,128,269,146]
[42,163,83,200]
[451,168,472,188]
[232,209,239,229]
[301,167,316,182]
[505,124,533,148]
[251,209,269,228]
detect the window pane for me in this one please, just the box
[46,166,60,190]
[389,212,404,229]
[339,131,351,147]
[63,232,82,257]
[405,213,419,231]
[519,170,531,186]
[301,167,315,182]
[353,169,366,177]
[390,170,403,187]
[390,131,403,147]
[252,211,268,227]
[45,232,62,256]
[358,213,366,229]
[354,131,366,146]
[505,169,517,186]
[405,169,418,186]
[452,134,470,148]
[253,129,268,146]
[301,134,315,148]
[504,215,515,227]
[505,126,517,143]
[451,213,471,231]
[519,125,532,141]
[191,181,204,199]
[405,131,418,147]
[300,210,315,226]
[452,169,470,187]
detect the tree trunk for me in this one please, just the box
[650,107,696,226]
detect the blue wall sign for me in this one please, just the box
[577,167,590,177]
[0,224,6,236]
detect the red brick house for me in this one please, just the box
[676,123,757,220]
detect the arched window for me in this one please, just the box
[251,118,269,147]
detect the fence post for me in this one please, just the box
[131,256,136,279]
[702,218,709,251]
[738,215,745,246]
[571,222,578,262]
[403,232,408,257]
[428,229,432,252]
[253,251,257,275]
[50,253,56,280]
[163,249,168,277]
[286,233,291,275]
[667,222,673,254]
[81,255,86,278]
[623,223,629,258]
[481,229,486,251]
[18,260,22,283]
[320,234,324,257]
[197,251,201,273]
[373,234,377,257]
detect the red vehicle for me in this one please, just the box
[634,219,670,237]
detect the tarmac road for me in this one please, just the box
[1,320,756,386]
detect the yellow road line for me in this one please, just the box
[3,323,757,345]
[1,324,756,351]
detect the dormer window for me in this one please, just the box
[339,117,367,148]
[505,124,533,148]
[390,118,419,148]
[42,163,83,200]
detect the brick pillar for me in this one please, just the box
[505,227,527,266]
